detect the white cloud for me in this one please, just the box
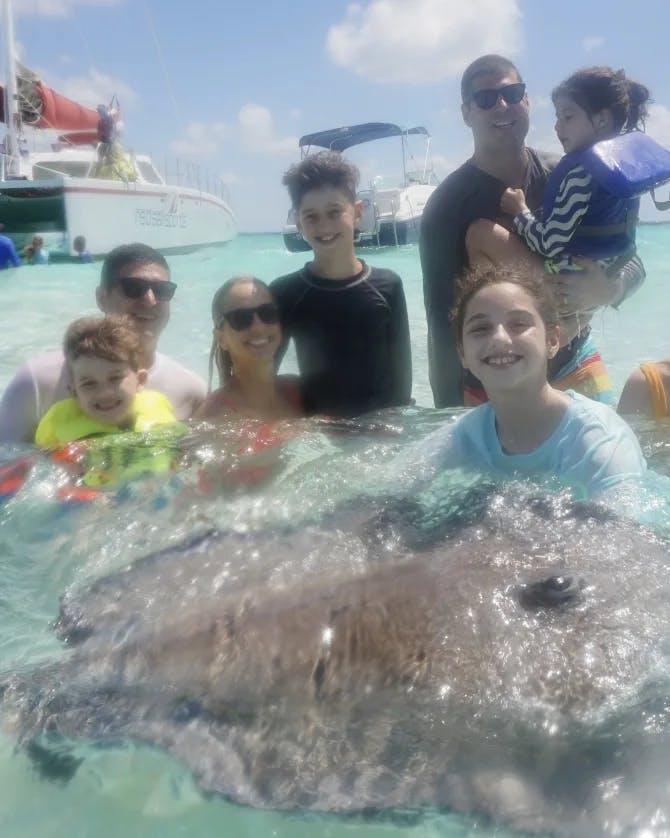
[237,104,297,156]
[647,103,670,147]
[16,0,124,17]
[166,105,296,163]
[169,121,228,158]
[582,35,605,52]
[326,0,522,84]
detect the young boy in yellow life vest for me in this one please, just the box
[35,314,180,487]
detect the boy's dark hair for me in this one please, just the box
[208,276,275,389]
[552,66,650,133]
[451,263,559,345]
[461,54,522,104]
[100,243,169,289]
[64,314,142,370]
[282,151,359,210]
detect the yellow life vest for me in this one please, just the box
[35,390,184,487]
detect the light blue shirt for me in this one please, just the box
[421,391,646,499]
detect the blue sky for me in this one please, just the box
[5,0,670,230]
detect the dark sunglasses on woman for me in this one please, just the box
[117,276,178,302]
[218,303,280,331]
[469,82,526,110]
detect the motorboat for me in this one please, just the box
[282,122,438,252]
[0,0,236,259]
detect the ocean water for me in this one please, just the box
[0,228,669,838]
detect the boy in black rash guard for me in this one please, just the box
[271,152,412,417]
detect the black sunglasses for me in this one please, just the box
[219,303,280,331]
[116,276,177,302]
[468,82,526,110]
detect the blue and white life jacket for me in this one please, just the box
[542,132,670,259]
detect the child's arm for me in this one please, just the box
[500,187,528,216]
[510,165,594,260]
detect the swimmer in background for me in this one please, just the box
[73,235,93,263]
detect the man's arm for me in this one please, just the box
[420,190,467,408]
[552,252,646,316]
[0,367,41,443]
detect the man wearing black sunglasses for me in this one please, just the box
[421,54,645,408]
[0,243,206,443]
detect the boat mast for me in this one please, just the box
[2,0,20,176]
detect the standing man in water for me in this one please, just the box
[0,242,206,443]
[420,54,645,408]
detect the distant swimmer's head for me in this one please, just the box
[452,264,560,398]
[460,55,529,152]
[208,276,281,390]
[283,152,363,256]
[552,66,651,154]
[63,314,147,428]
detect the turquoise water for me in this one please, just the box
[0,228,669,837]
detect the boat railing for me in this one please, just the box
[0,150,25,180]
[161,157,232,204]
[357,185,401,246]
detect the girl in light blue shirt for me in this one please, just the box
[423,263,645,499]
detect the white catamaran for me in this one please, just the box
[0,0,236,259]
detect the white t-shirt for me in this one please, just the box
[0,350,206,444]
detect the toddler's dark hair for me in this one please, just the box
[552,66,650,133]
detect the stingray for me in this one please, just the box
[3,493,670,837]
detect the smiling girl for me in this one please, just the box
[428,264,645,499]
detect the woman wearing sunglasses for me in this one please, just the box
[196,276,303,421]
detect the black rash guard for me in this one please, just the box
[420,148,556,408]
[271,261,412,417]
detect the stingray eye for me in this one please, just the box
[517,575,583,609]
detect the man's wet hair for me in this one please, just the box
[282,151,359,210]
[63,314,142,371]
[461,54,523,104]
[100,243,170,289]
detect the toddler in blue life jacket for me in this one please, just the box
[501,66,670,274]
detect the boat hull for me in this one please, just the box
[0,176,236,257]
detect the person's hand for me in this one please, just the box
[500,187,528,216]
[550,257,623,316]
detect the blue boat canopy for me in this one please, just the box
[298,123,429,152]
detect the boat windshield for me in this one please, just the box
[136,161,164,185]
[32,161,90,179]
